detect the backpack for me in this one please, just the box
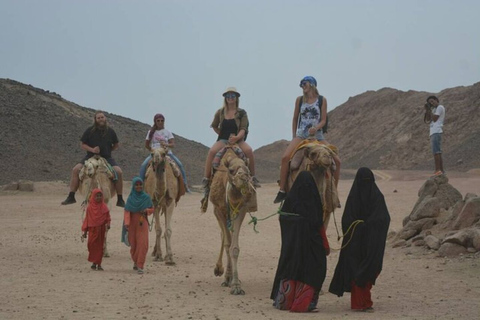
[298,96,328,133]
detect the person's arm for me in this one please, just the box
[230,110,248,143]
[146,207,154,215]
[229,129,245,144]
[81,214,88,232]
[210,109,221,135]
[106,211,111,229]
[308,97,327,136]
[145,140,151,152]
[431,106,443,122]
[162,138,175,148]
[81,142,99,154]
[316,97,328,131]
[292,97,301,138]
[124,210,131,227]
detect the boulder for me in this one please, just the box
[397,218,436,240]
[435,183,463,209]
[413,240,426,247]
[3,182,18,191]
[464,193,478,202]
[443,229,476,247]
[452,197,480,230]
[425,235,441,250]
[392,240,406,248]
[410,196,441,221]
[417,178,437,199]
[471,229,480,251]
[18,180,34,192]
[438,242,467,257]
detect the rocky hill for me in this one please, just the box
[0,79,209,186]
[326,83,480,171]
[1,79,479,186]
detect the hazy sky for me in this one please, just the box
[1,0,479,149]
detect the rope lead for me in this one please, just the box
[248,209,299,233]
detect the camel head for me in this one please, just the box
[304,145,333,169]
[151,147,167,173]
[224,157,252,196]
[84,157,100,178]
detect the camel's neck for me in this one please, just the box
[228,184,251,204]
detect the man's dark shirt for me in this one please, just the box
[81,126,119,159]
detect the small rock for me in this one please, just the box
[438,242,467,257]
[392,240,406,248]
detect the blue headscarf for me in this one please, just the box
[125,177,153,212]
[299,76,317,87]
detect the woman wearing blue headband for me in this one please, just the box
[274,76,341,204]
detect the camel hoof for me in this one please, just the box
[165,260,176,266]
[221,281,230,287]
[154,256,164,262]
[230,286,245,295]
[214,266,224,277]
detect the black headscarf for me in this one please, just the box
[329,167,390,296]
[270,171,327,300]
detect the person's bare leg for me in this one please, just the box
[279,138,303,191]
[62,163,83,205]
[434,154,444,173]
[69,163,83,192]
[274,137,303,203]
[238,141,255,175]
[113,166,123,195]
[204,141,226,179]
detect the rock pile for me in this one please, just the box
[392,175,480,256]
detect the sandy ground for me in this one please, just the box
[1,170,480,320]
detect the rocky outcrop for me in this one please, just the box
[394,175,480,257]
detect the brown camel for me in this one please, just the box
[78,156,116,257]
[287,141,340,228]
[209,147,257,295]
[144,147,184,265]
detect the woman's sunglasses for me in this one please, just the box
[225,93,237,99]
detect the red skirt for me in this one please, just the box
[274,279,318,312]
[351,281,373,310]
[87,225,106,265]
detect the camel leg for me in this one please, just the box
[164,203,175,265]
[152,207,164,262]
[214,206,232,287]
[229,210,247,295]
[103,227,110,258]
[213,207,225,277]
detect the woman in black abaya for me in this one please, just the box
[270,171,330,312]
[329,167,390,312]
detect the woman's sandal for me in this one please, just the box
[91,263,97,270]
[96,265,104,271]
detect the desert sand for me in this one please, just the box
[1,170,480,320]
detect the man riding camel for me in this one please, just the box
[61,111,125,207]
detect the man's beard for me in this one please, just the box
[96,121,107,129]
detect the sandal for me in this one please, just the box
[133,263,138,271]
[137,268,144,274]
[91,263,97,270]
[96,265,104,271]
